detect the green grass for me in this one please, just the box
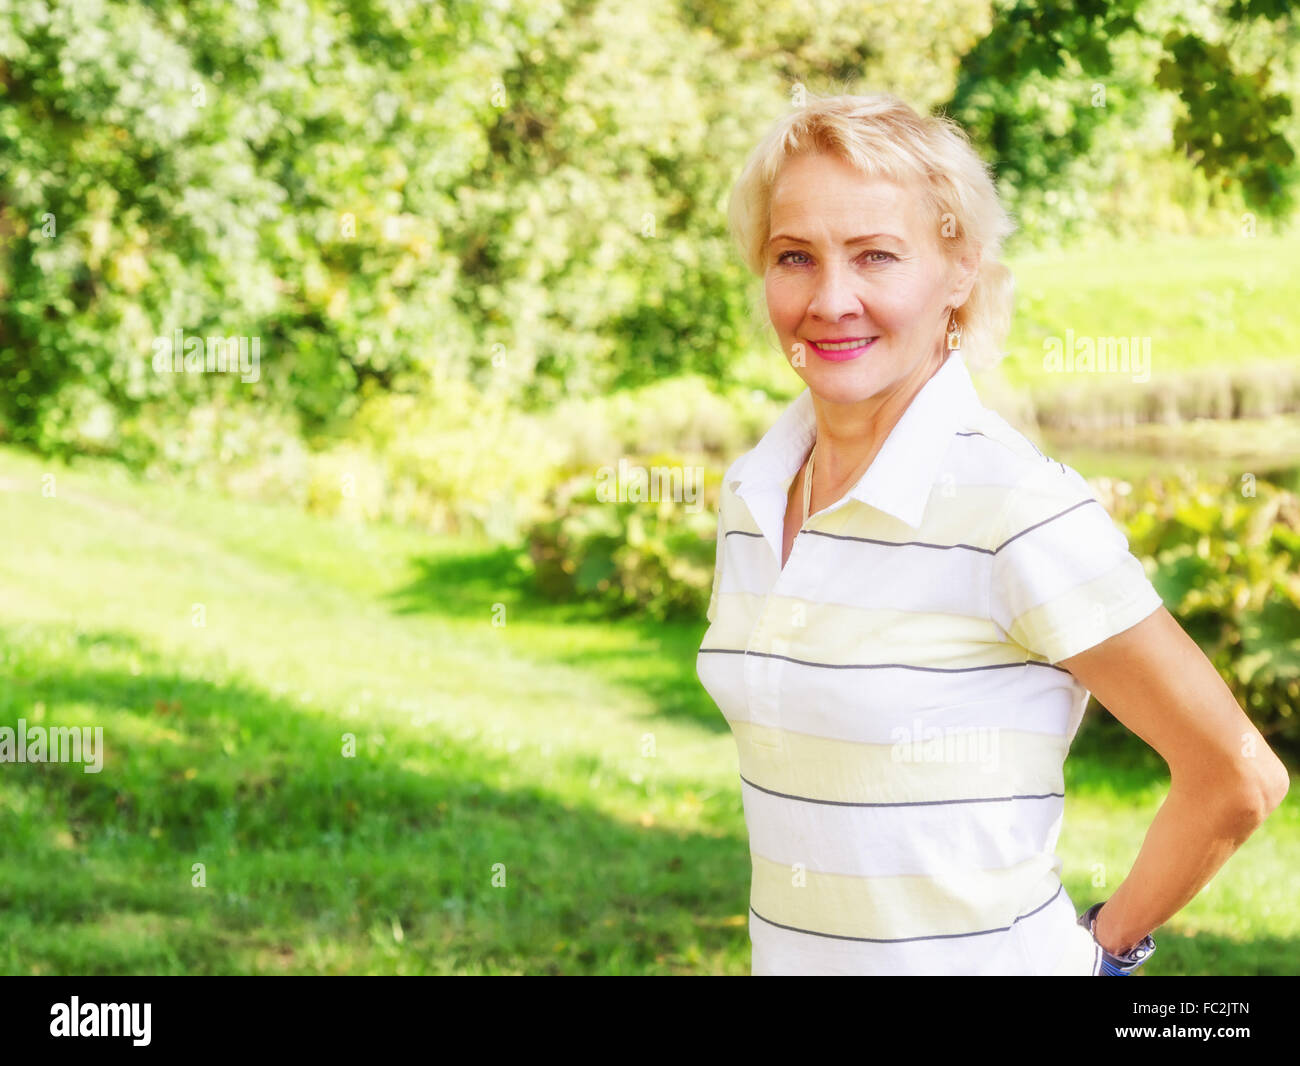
[1001,233,1299,389]
[0,443,1295,974]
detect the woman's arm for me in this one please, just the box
[1057,606,1291,957]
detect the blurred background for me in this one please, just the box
[0,0,1297,975]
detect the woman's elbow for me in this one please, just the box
[1224,758,1289,831]
[1175,754,1289,832]
[1257,757,1290,814]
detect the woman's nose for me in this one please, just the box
[806,262,863,320]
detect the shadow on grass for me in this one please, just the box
[3,622,1292,975]
[386,544,555,621]
[385,546,729,734]
[0,622,750,975]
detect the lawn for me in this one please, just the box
[1000,233,1299,388]
[0,443,1294,974]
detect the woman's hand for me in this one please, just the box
[1058,606,1290,957]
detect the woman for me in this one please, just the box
[695,92,1289,976]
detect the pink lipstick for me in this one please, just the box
[807,336,878,362]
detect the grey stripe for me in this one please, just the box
[993,498,1096,553]
[723,499,1100,556]
[957,428,1051,464]
[697,647,1071,675]
[722,525,993,559]
[805,528,995,554]
[749,884,1064,945]
[738,772,1065,808]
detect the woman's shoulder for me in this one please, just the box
[949,407,1101,537]
[954,404,1056,471]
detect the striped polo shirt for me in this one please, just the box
[695,350,1164,976]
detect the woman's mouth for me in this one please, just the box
[807,336,878,362]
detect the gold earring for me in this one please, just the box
[946,312,963,352]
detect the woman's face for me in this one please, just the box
[764,152,976,406]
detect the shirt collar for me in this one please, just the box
[726,351,983,531]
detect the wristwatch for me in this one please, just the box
[1078,901,1156,975]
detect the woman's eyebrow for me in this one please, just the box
[767,232,905,247]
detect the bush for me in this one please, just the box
[128,397,312,504]
[1094,471,1300,756]
[346,379,569,541]
[525,455,721,621]
[103,382,567,540]
[541,373,786,465]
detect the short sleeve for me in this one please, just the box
[706,503,724,625]
[989,461,1163,664]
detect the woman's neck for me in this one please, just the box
[807,348,948,491]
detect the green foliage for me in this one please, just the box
[1095,472,1300,752]
[3,0,1295,477]
[542,372,785,468]
[0,0,532,447]
[451,0,773,404]
[344,379,567,540]
[526,457,721,621]
[1155,31,1296,216]
[949,0,1141,181]
[948,0,1300,243]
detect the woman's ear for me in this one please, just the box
[949,244,981,308]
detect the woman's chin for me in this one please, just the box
[801,368,892,405]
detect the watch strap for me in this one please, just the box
[1079,901,1156,975]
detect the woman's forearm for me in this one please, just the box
[1090,773,1283,957]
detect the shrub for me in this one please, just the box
[525,455,721,621]
[1094,471,1300,755]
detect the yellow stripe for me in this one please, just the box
[732,719,1067,804]
[795,603,1011,667]
[706,599,1025,670]
[1008,560,1159,663]
[751,850,1060,940]
[702,590,770,647]
[828,483,1008,548]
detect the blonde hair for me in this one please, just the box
[727,91,1017,372]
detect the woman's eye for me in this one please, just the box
[775,250,895,265]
